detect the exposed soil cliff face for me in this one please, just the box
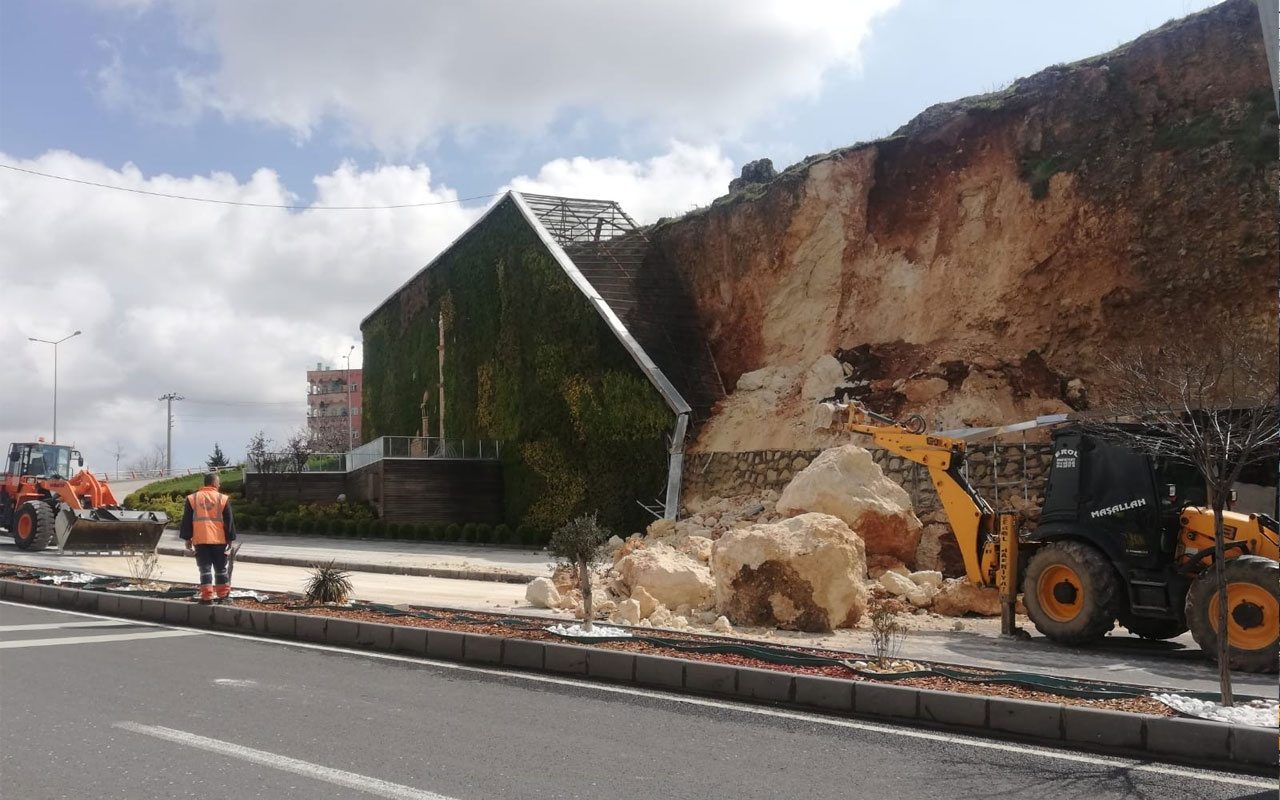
[649,0,1278,452]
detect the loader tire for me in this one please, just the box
[14,501,55,551]
[1186,556,1279,674]
[1118,614,1187,641]
[1023,541,1119,646]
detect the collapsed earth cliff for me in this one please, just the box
[647,0,1278,452]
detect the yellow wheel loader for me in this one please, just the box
[836,404,1279,673]
[0,441,168,553]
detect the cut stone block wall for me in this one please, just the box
[682,444,1054,515]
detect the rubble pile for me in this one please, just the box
[527,443,1004,636]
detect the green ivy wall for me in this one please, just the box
[361,197,673,532]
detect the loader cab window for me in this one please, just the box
[21,445,72,479]
[44,446,72,479]
[5,446,20,477]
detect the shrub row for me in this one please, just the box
[232,517,547,547]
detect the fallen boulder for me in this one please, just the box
[877,570,935,607]
[616,543,714,612]
[613,598,642,626]
[525,577,561,609]
[710,512,868,632]
[777,445,923,567]
[931,578,1001,616]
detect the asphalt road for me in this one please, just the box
[2,537,1275,700]
[1,602,1271,800]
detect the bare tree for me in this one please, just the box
[1097,328,1278,704]
[245,430,278,504]
[548,513,611,632]
[125,444,166,475]
[284,429,313,475]
[308,424,349,455]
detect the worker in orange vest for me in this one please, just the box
[180,472,237,604]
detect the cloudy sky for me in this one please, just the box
[0,0,1223,474]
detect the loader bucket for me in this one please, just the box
[53,506,169,554]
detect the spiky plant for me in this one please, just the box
[303,561,354,605]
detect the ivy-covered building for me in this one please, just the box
[359,192,722,533]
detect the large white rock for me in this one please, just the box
[909,570,944,589]
[525,577,561,609]
[710,512,868,632]
[777,445,923,567]
[631,586,660,618]
[616,543,714,612]
[613,598,642,626]
[801,355,845,403]
[877,570,935,607]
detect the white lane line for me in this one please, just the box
[5,601,1269,790]
[0,620,135,632]
[114,722,456,800]
[202,628,1274,791]
[0,630,201,649]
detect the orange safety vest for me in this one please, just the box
[187,487,229,545]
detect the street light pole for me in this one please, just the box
[28,330,81,443]
[344,345,355,451]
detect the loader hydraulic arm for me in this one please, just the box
[836,404,1015,586]
[837,403,1022,634]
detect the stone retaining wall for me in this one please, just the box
[683,444,1055,514]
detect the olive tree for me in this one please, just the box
[548,513,611,632]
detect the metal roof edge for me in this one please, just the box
[359,192,514,331]
[510,191,692,416]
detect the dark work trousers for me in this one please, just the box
[194,543,229,588]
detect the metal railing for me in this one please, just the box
[347,437,501,471]
[243,437,502,474]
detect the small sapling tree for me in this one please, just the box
[548,513,611,632]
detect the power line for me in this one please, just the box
[0,163,500,210]
[184,398,305,407]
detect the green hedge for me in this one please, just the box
[362,196,671,533]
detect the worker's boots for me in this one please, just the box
[213,585,232,605]
[197,585,215,605]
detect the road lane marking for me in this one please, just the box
[202,630,1274,791]
[0,630,201,649]
[115,722,457,800]
[5,601,1269,789]
[0,620,136,632]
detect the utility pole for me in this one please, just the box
[158,393,183,475]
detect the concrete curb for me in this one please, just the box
[154,545,539,584]
[4,579,1275,773]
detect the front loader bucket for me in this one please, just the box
[54,506,169,554]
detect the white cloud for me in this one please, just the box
[507,142,734,222]
[0,153,476,471]
[0,144,728,470]
[108,0,898,153]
